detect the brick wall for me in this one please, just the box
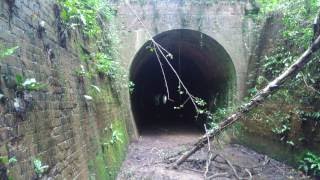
[0,0,132,179]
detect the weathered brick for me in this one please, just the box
[0,0,133,179]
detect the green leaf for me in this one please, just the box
[90,85,101,93]
[61,9,69,21]
[0,156,9,164]
[8,156,17,164]
[84,95,93,100]
[286,141,295,146]
[33,158,49,175]
[0,46,19,59]
[15,74,24,86]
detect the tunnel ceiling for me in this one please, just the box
[130,29,236,132]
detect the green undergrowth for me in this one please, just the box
[57,0,129,96]
[238,0,320,174]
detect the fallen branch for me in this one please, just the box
[204,124,213,179]
[245,168,253,180]
[207,172,229,179]
[172,34,320,167]
[218,154,243,180]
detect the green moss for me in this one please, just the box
[84,63,129,179]
[103,119,129,179]
[88,118,129,180]
[88,153,108,180]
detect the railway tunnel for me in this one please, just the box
[129,29,236,134]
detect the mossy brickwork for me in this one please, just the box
[0,0,131,179]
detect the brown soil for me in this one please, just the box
[117,125,310,180]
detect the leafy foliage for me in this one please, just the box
[298,110,320,121]
[299,152,320,177]
[0,156,17,165]
[15,75,46,92]
[246,0,320,147]
[0,46,19,59]
[93,52,121,78]
[255,0,320,86]
[0,156,17,180]
[208,107,232,130]
[58,0,129,95]
[110,130,123,145]
[8,157,17,164]
[128,81,135,94]
[269,111,292,138]
[103,123,123,146]
[57,0,114,37]
[33,159,49,177]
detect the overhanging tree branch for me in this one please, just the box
[172,34,320,168]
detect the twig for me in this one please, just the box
[301,72,320,95]
[245,168,253,180]
[204,153,213,179]
[204,124,213,179]
[217,154,243,180]
[153,42,199,113]
[153,43,172,101]
[207,172,229,179]
[204,125,211,152]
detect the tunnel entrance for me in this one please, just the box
[130,29,236,134]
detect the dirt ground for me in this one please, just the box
[117,124,310,180]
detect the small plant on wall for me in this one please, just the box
[0,46,19,60]
[57,0,129,97]
[12,75,47,119]
[33,158,49,179]
[103,123,124,147]
[0,45,19,101]
[0,156,17,180]
[15,75,47,92]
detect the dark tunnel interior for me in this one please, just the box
[130,29,236,134]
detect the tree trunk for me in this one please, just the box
[172,34,320,168]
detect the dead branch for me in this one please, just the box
[207,172,229,179]
[172,34,320,167]
[217,154,243,180]
[153,43,172,101]
[204,152,213,178]
[301,72,320,95]
[204,124,213,179]
[245,169,253,180]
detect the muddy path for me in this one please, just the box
[117,124,309,180]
